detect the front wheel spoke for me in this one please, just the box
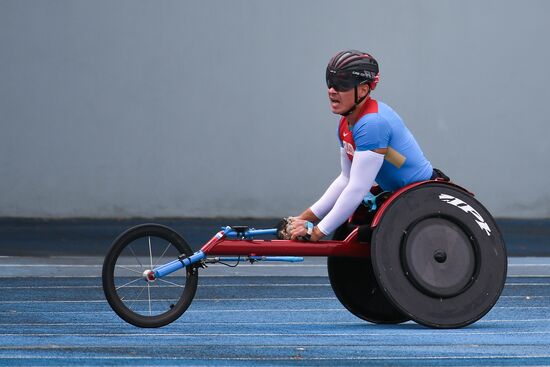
[128,244,144,269]
[153,243,172,268]
[116,265,143,275]
[157,277,185,288]
[152,281,174,310]
[127,283,148,311]
[147,283,152,316]
[154,278,185,311]
[148,237,154,270]
[115,277,143,291]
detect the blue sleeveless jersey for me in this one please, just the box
[338,98,433,191]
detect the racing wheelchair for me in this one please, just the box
[102,180,507,329]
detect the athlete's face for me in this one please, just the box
[328,84,369,115]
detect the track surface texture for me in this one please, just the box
[0,218,549,366]
[0,256,549,366]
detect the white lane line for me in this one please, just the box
[1,281,549,289]
[0,264,327,268]
[1,274,550,279]
[0,343,548,349]
[0,308,345,314]
[2,309,548,317]
[0,297,337,304]
[0,364,540,367]
[0,321,361,327]
[505,283,550,286]
[0,309,347,315]
[2,318,550,327]
[1,297,549,304]
[2,355,550,362]
[181,355,550,362]
[0,263,549,267]
[509,264,550,266]
[6,330,550,337]
[502,296,549,298]
[495,306,550,309]
[0,265,106,267]
[0,276,321,279]
[0,284,332,289]
[1,355,550,360]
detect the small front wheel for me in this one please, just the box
[102,224,198,328]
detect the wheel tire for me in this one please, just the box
[371,183,507,328]
[328,222,409,324]
[102,224,198,328]
[328,256,410,324]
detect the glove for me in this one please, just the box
[276,217,295,240]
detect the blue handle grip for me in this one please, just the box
[223,227,278,238]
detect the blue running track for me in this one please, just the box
[1,256,550,366]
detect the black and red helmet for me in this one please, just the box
[326,50,380,92]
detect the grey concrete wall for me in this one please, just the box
[1,0,549,218]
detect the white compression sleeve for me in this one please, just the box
[317,150,384,235]
[310,148,351,219]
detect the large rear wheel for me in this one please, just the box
[371,183,507,328]
[328,222,409,324]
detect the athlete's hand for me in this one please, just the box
[275,217,297,240]
[289,219,308,240]
[290,220,324,242]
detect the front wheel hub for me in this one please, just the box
[143,269,156,282]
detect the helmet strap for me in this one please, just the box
[340,86,369,117]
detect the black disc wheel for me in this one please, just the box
[328,256,410,324]
[328,222,409,324]
[371,182,507,328]
[102,224,198,328]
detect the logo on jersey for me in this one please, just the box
[439,194,491,236]
[343,141,354,157]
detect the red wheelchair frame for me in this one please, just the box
[203,180,468,258]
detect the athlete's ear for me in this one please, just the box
[359,84,370,98]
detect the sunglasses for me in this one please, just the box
[326,80,355,92]
[326,70,357,92]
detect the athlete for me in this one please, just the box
[288,50,446,241]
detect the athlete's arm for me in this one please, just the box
[316,150,384,236]
[296,148,351,222]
